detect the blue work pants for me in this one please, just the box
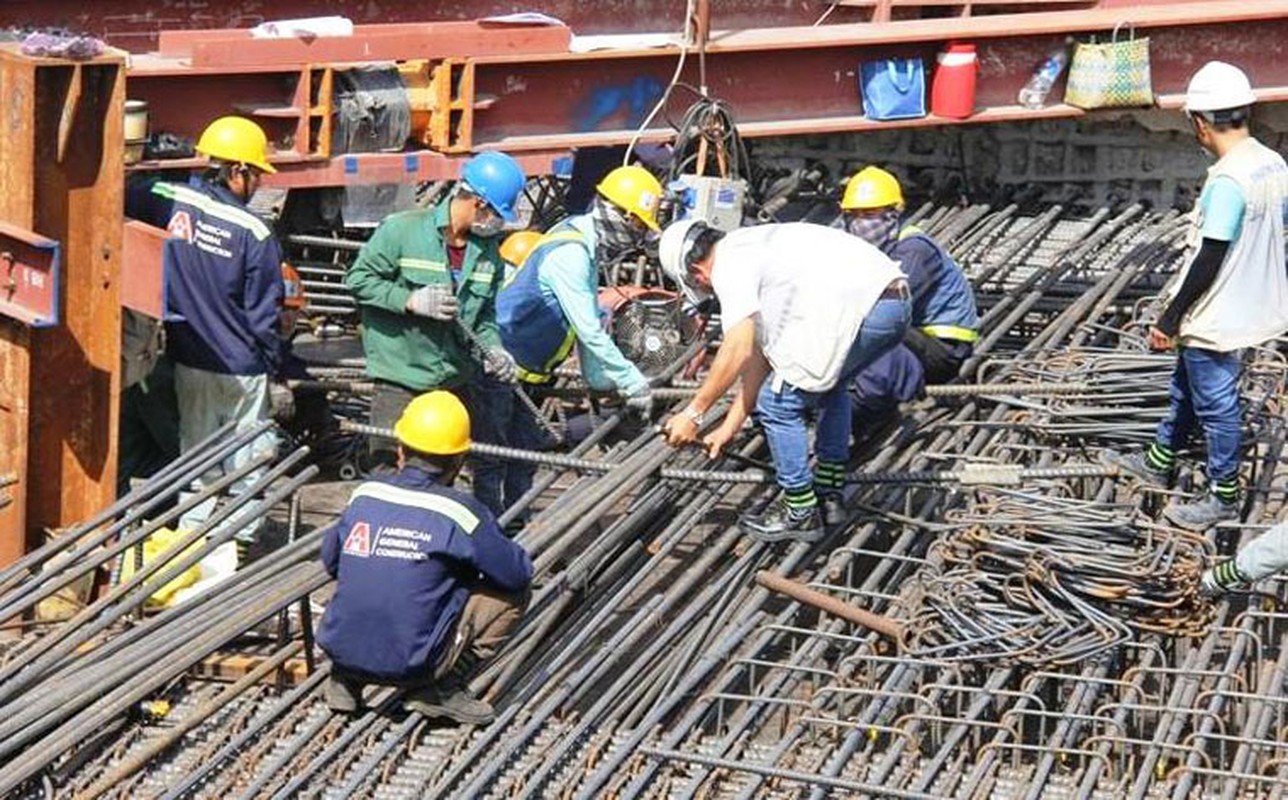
[1155,346,1243,483]
[756,295,911,491]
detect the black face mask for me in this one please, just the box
[593,196,646,268]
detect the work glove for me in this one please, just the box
[406,284,459,321]
[269,382,296,422]
[482,346,519,383]
[1199,558,1245,597]
[624,390,655,421]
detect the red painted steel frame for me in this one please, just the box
[0,222,61,329]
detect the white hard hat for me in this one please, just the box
[1185,61,1257,113]
[658,218,711,305]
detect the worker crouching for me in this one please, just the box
[838,167,980,425]
[659,220,911,542]
[318,392,533,723]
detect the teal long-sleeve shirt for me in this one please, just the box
[540,214,649,396]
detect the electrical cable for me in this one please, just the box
[622,0,695,167]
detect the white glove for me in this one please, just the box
[406,284,459,320]
[483,347,519,383]
[624,390,655,420]
[269,382,295,421]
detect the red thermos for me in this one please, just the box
[931,43,977,119]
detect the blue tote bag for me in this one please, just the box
[859,58,927,121]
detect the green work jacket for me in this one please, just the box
[345,200,503,391]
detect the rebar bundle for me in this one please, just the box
[903,492,1213,666]
[4,201,1288,800]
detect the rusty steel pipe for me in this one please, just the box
[755,571,903,640]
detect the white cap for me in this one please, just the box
[658,219,712,305]
[1185,61,1257,113]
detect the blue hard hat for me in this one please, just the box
[459,152,526,223]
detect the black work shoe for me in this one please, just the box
[740,500,824,543]
[1100,449,1170,489]
[325,674,364,714]
[404,683,495,725]
[819,493,847,527]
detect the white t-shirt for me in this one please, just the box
[1166,137,1288,351]
[710,222,903,392]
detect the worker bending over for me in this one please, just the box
[318,392,533,723]
[346,153,525,515]
[659,220,910,542]
[1201,519,1288,595]
[497,166,659,415]
[838,167,979,420]
[1105,62,1288,532]
[156,117,285,555]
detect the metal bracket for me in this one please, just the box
[0,221,61,328]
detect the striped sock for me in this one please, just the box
[1213,477,1239,505]
[1145,442,1175,472]
[814,461,847,496]
[783,486,818,515]
[1212,558,1246,589]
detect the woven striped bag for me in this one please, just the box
[1064,24,1153,109]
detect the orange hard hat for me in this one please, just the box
[500,230,542,267]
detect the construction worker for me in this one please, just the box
[1104,61,1288,532]
[496,166,658,414]
[838,166,980,420]
[154,116,285,551]
[488,230,552,524]
[318,392,532,723]
[345,152,526,516]
[1200,519,1288,595]
[658,220,911,542]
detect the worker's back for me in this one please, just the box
[155,178,283,376]
[318,466,533,682]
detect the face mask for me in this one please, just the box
[845,209,901,251]
[593,197,645,267]
[470,211,505,239]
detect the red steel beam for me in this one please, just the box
[464,4,1288,151]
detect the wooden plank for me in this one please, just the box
[192,653,312,686]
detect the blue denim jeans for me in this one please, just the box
[757,295,912,490]
[1155,346,1243,482]
[470,378,547,515]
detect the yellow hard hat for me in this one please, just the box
[499,230,543,267]
[196,116,277,174]
[596,165,662,232]
[393,391,471,455]
[841,166,903,211]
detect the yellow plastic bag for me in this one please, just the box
[117,527,204,609]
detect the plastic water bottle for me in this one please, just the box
[1017,39,1072,109]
